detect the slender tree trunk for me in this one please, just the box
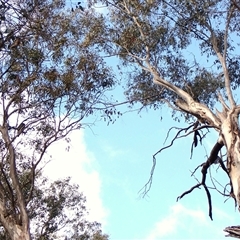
[0,126,31,240]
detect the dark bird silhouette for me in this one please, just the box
[77,2,84,11]
[17,122,25,135]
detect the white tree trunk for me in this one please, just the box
[221,113,240,209]
[2,220,31,240]
[11,225,31,240]
[0,127,32,240]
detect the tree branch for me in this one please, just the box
[140,121,214,197]
[224,226,240,238]
[232,0,240,12]
[207,19,236,108]
[175,99,221,127]
[177,141,224,220]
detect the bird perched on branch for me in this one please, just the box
[17,122,25,135]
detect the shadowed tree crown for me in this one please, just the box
[0,0,114,239]
[1,0,240,238]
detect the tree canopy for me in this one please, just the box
[1,0,240,238]
[0,0,113,239]
[0,176,109,240]
[86,0,240,237]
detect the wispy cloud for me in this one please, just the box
[146,203,207,240]
[43,130,108,225]
[146,214,177,240]
[102,144,125,159]
[100,139,126,159]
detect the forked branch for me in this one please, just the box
[140,122,215,197]
[177,141,224,220]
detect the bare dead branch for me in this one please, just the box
[140,122,218,197]
[211,177,231,197]
[177,183,202,200]
[177,141,224,220]
[218,156,229,175]
[191,163,204,177]
[139,124,195,196]
[163,124,194,145]
[190,121,203,158]
[203,185,213,219]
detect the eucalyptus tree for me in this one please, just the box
[87,0,240,237]
[0,0,114,239]
[0,176,109,240]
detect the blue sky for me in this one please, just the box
[41,1,240,239]
[1,0,239,239]
[44,105,240,239]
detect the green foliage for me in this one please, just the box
[1,0,240,238]
[90,0,240,113]
[1,0,115,127]
[0,0,115,238]
[0,176,109,239]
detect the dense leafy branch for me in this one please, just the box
[0,0,115,238]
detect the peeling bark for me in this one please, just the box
[8,224,31,240]
[220,111,240,210]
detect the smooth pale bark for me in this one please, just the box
[150,65,240,212]
[0,126,31,240]
[221,112,240,208]
[9,225,31,240]
[0,213,31,240]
